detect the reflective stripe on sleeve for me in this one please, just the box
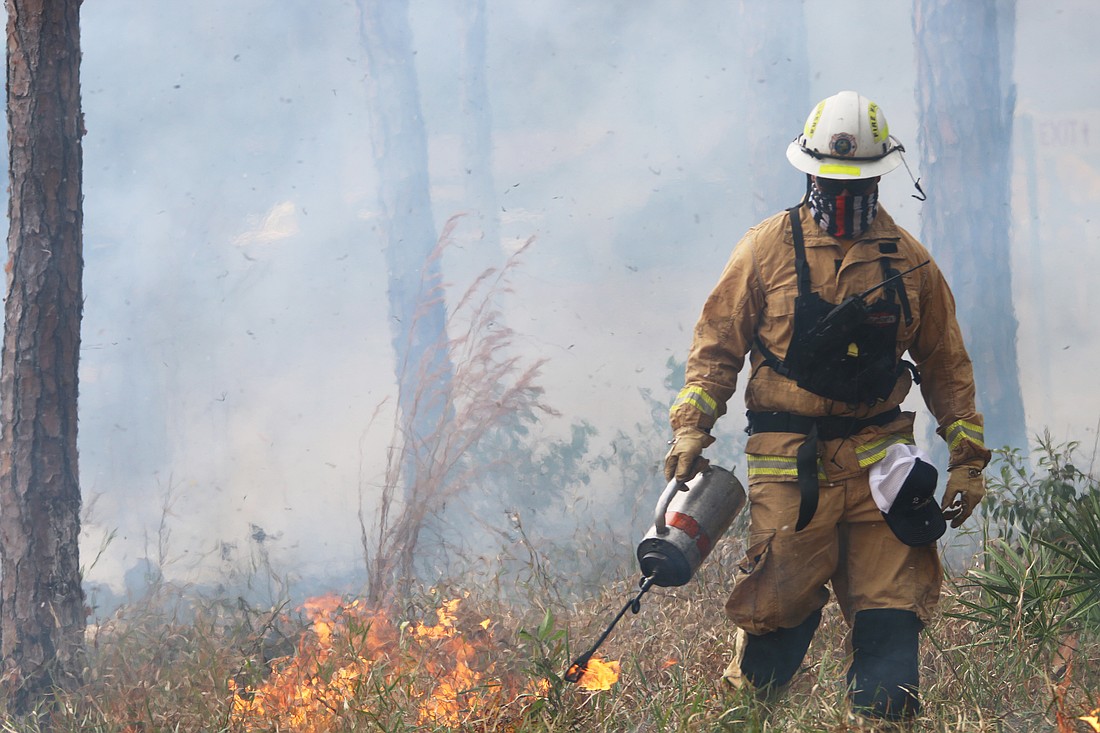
[747,454,826,481]
[946,419,986,451]
[855,433,916,468]
[670,385,718,419]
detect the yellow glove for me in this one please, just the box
[663,427,715,482]
[941,466,986,528]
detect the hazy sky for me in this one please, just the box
[8,0,1097,595]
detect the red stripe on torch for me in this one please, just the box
[666,512,712,556]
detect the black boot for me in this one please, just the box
[739,608,822,696]
[848,608,922,722]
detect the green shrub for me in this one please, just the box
[983,432,1096,546]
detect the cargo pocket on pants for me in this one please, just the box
[724,529,779,635]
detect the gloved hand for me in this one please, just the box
[663,427,715,482]
[941,466,986,528]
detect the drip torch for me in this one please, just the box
[565,465,746,683]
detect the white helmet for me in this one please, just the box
[786,91,905,179]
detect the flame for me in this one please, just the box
[411,596,460,639]
[1081,708,1100,732]
[228,594,538,731]
[573,656,621,691]
[229,594,390,732]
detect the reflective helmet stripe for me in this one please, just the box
[867,102,889,142]
[819,163,862,177]
[805,100,827,138]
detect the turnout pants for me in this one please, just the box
[725,437,941,719]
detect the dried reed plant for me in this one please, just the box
[361,215,554,606]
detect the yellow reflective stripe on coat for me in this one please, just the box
[747,454,826,481]
[855,433,916,469]
[946,419,985,451]
[671,385,718,419]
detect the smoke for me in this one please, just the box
[4,0,1095,599]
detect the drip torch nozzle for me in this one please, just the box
[564,574,656,684]
[563,657,591,684]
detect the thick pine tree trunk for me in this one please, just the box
[914,0,1027,453]
[1,0,86,714]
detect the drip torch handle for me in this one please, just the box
[564,576,656,683]
[654,477,686,535]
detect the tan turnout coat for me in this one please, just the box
[670,204,991,632]
[671,204,990,472]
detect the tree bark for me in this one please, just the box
[1,0,86,714]
[914,0,1027,453]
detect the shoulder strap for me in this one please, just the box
[788,206,812,297]
[879,257,914,326]
[753,334,790,377]
[754,205,809,377]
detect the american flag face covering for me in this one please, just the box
[808,182,879,239]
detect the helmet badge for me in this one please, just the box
[830,132,857,158]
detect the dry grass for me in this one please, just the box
[0,537,1095,732]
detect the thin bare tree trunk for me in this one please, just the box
[1,0,86,714]
[356,0,454,600]
[459,0,500,260]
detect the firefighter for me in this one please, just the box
[664,90,991,724]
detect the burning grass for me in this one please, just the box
[1,540,1098,731]
[226,593,545,731]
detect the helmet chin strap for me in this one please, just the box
[899,152,927,201]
